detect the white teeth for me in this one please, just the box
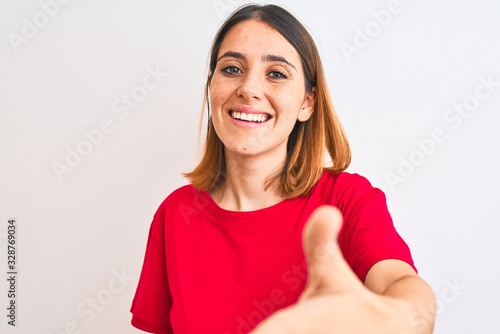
[231,111,269,123]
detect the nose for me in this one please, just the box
[236,71,264,101]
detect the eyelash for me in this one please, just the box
[221,66,288,80]
[269,70,287,79]
[222,66,241,75]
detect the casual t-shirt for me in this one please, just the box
[130,171,416,334]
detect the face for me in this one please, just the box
[209,19,314,160]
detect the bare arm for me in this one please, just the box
[365,260,436,334]
[252,207,436,334]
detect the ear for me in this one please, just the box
[298,87,316,122]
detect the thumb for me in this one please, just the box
[299,205,362,301]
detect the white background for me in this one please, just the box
[1,0,499,333]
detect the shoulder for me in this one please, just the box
[146,184,208,233]
[164,184,200,203]
[316,170,375,196]
[313,170,386,211]
[154,184,204,217]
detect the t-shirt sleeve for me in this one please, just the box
[130,206,173,334]
[335,174,417,283]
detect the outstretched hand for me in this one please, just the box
[250,205,416,334]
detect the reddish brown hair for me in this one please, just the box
[184,4,351,198]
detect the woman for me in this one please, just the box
[131,4,435,333]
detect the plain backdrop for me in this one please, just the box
[1,0,499,333]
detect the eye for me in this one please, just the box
[268,70,287,79]
[222,66,242,75]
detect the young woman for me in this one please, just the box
[131,4,435,334]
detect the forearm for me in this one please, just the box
[382,275,436,334]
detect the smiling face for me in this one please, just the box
[209,19,315,160]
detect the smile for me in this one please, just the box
[230,111,270,123]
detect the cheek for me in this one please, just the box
[272,93,302,118]
[210,78,233,107]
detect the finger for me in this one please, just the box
[300,205,362,300]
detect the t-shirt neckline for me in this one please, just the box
[198,189,299,225]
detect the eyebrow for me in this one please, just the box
[217,51,297,70]
[262,54,296,70]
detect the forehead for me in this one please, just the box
[218,19,300,62]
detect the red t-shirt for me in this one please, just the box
[130,171,416,333]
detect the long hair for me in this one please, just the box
[184,4,351,198]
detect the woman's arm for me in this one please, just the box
[365,259,436,334]
[251,206,436,334]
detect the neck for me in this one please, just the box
[211,150,286,211]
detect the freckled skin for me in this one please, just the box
[209,19,315,159]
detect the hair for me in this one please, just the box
[184,4,351,198]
